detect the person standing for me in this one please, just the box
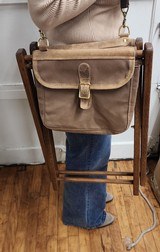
[28,0,122,229]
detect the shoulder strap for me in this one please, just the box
[121,0,129,9]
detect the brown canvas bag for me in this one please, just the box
[32,1,140,134]
[32,37,140,134]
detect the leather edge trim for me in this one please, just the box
[33,59,135,90]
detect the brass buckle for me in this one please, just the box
[79,83,91,100]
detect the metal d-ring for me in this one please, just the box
[37,30,49,48]
[119,6,130,37]
[118,25,130,37]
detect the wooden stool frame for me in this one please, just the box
[16,39,153,195]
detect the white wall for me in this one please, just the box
[148,0,160,153]
[0,2,66,164]
[0,0,159,164]
[112,0,160,158]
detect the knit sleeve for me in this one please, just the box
[28,0,96,31]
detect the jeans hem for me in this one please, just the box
[62,211,106,230]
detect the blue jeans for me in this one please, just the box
[62,133,111,229]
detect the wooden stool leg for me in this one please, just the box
[133,84,141,195]
[16,49,58,190]
[133,38,143,195]
[140,43,153,186]
[42,127,59,189]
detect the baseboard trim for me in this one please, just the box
[0,84,26,100]
[0,1,27,5]
[111,141,134,159]
[0,142,134,165]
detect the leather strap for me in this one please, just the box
[78,63,92,110]
[121,0,129,8]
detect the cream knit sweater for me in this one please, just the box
[28,0,122,45]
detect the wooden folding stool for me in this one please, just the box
[16,38,153,195]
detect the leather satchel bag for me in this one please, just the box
[32,0,140,135]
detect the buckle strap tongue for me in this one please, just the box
[78,63,92,110]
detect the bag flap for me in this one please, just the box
[33,45,136,90]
